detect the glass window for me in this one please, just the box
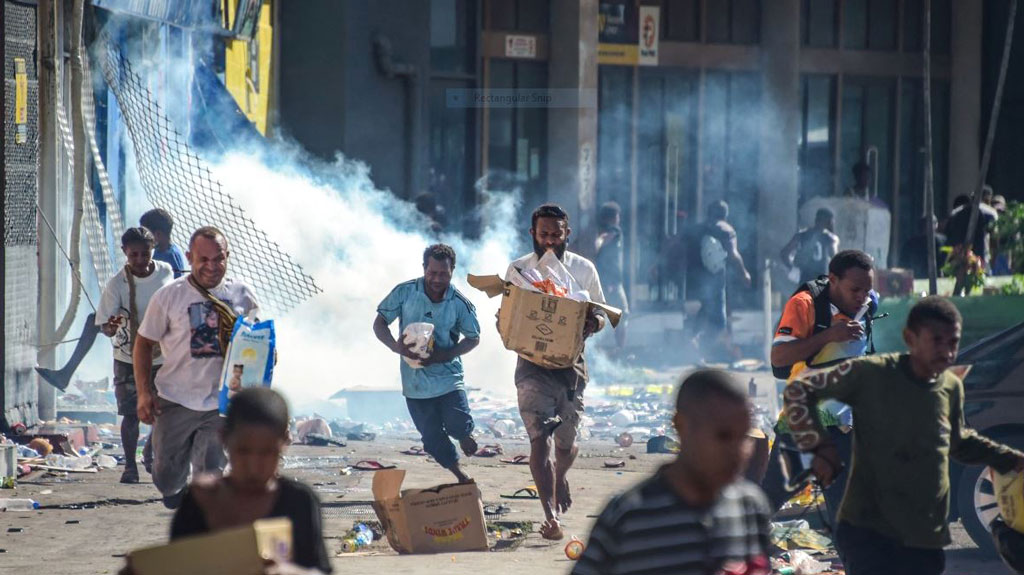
[844,0,868,49]
[431,0,474,74]
[706,1,732,43]
[488,0,516,30]
[486,60,548,213]
[840,78,895,206]
[486,0,548,32]
[799,75,836,203]
[902,0,950,53]
[804,0,837,48]
[429,78,474,228]
[664,0,699,42]
[897,78,949,253]
[731,0,760,44]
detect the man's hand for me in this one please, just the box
[741,269,752,288]
[101,315,124,337]
[810,443,842,487]
[826,320,865,343]
[583,311,605,338]
[137,390,160,425]
[393,339,423,361]
[420,347,454,366]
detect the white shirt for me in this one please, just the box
[505,251,606,304]
[138,275,259,411]
[95,261,175,365]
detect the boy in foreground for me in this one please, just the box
[573,370,772,575]
[784,296,1024,575]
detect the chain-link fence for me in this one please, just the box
[98,36,321,316]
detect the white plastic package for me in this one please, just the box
[218,314,276,415]
[401,322,434,369]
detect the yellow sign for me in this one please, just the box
[15,58,27,144]
[598,43,638,66]
[225,0,273,135]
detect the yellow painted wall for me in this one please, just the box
[225,0,273,135]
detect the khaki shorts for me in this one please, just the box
[516,377,585,450]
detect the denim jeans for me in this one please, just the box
[405,390,474,469]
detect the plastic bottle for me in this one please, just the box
[0,498,39,511]
[353,523,373,547]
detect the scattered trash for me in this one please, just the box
[0,498,39,511]
[615,432,634,448]
[564,536,585,560]
[610,410,636,427]
[474,444,503,457]
[305,434,347,448]
[771,520,833,551]
[500,487,539,500]
[603,460,625,469]
[96,454,118,469]
[646,436,679,454]
[295,418,333,445]
[483,504,511,517]
[352,460,396,471]
[340,522,375,553]
[787,550,830,574]
[489,419,519,438]
[27,438,53,456]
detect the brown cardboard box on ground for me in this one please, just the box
[468,274,622,369]
[129,517,292,575]
[371,468,488,554]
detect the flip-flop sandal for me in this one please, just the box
[475,446,503,457]
[603,460,626,468]
[500,487,539,500]
[401,446,427,456]
[499,455,530,465]
[352,460,397,471]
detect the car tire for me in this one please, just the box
[956,433,1024,555]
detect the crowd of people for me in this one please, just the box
[96,198,1022,575]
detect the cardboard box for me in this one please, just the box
[468,274,621,369]
[371,468,488,554]
[129,518,292,575]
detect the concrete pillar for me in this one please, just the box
[757,0,801,281]
[37,0,60,422]
[948,0,982,210]
[546,0,599,238]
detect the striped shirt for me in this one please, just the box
[573,469,772,575]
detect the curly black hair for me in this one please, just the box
[907,296,962,332]
[121,226,155,248]
[531,203,569,230]
[423,243,457,268]
[829,249,874,278]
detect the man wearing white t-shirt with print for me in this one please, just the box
[96,227,174,484]
[134,226,258,509]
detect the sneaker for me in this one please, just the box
[162,488,185,510]
[119,467,140,484]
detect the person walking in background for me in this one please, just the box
[693,200,751,362]
[96,227,174,483]
[779,207,840,285]
[140,208,187,278]
[595,202,629,354]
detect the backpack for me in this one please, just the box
[771,276,878,379]
[700,232,728,274]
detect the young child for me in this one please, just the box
[169,387,332,574]
[784,296,1024,575]
[573,369,772,575]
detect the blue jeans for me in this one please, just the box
[405,390,474,469]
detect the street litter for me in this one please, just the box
[371,468,488,554]
[771,519,833,551]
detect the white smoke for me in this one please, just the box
[207,151,522,411]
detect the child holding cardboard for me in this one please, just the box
[125,388,332,575]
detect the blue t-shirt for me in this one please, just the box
[153,244,187,278]
[377,278,481,399]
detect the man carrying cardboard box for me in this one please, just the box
[505,203,606,541]
[374,244,482,484]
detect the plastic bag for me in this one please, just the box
[994,468,1024,533]
[401,322,435,369]
[218,314,276,415]
[511,251,589,300]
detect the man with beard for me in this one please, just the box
[373,244,481,483]
[134,226,259,509]
[505,203,607,541]
[96,227,174,483]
